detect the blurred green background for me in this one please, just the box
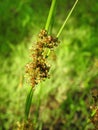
[0,0,98,130]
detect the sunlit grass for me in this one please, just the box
[0,21,97,129]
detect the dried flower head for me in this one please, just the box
[90,106,98,130]
[90,87,98,130]
[16,120,34,130]
[25,29,59,88]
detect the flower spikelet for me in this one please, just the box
[25,29,59,88]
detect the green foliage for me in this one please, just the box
[0,0,48,56]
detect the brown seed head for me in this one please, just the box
[25,29,59,88]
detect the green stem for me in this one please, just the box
[25,86,34,120]
[45,0,57,32]
[56,0,78,38]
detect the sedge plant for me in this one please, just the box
[23,0,78,129]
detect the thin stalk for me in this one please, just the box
[56,0,78,38]
[48,0,57,34]
[45,0,57,32]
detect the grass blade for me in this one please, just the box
[25,87,34,119]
